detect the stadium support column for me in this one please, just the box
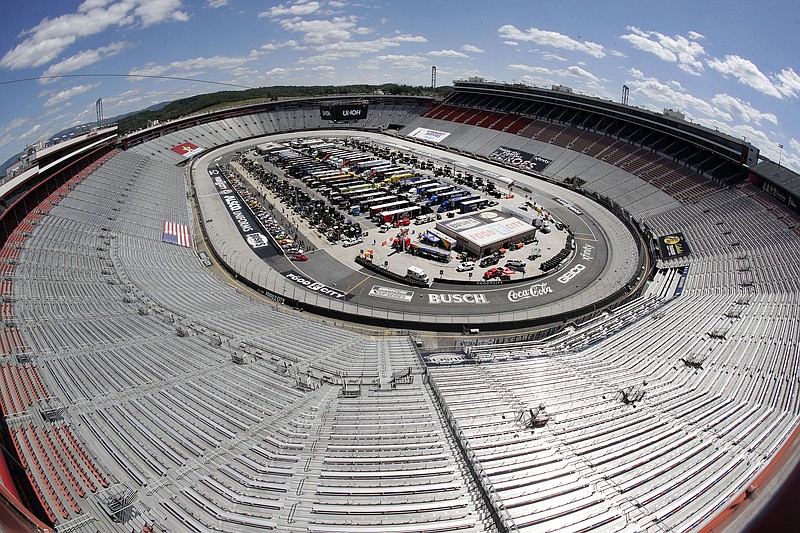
[431,66,437,98]
[621,85,629,106]
[96,98,103,128]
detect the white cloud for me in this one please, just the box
[134,0,188,25]
[502,41,519,47]
[78,0,112,11]
[711,93,778,126]
[128,50,264,79]
[0,117,29,138]
[128,62,168,77]
[361,54,427,71]
[629,67,645,79]
[509,64,552,76]
[260,40,301,51]
[510,63,603,90]
[461,44,484,53]
[43,83,100,107]
[259,1,321,18]
[791,139,800,153]
[207,0,229,7]
[776,68,800,98]
[278,16,359,44]
[625,71,730,121]
[169,51,262,71]
[498,25,605,58]
[707,54,782,98]
[297,34,426,64]
[311,64,335,77]
[687,30,705,40]
[41,41,130,81]
[542,52,567,62]
[699,118,793,169]
[1,0,189,70]
[620,27,705,75]
[609,50,627,58]
[427,49,468,58]
[565,65,599,82]
[20,124,42,139]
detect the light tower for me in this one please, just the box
[96,97,103,128]
[621,85,629,106]
[431,66,437,98]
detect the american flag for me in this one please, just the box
[162,220,192,248]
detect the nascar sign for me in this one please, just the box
[171,142,204,157]
[369,285,414,302]
[408,127,451,143]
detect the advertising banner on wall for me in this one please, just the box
[489,146,552,173]
[171,141,204,157]
[407,127,451,143]
[658,233,691,259]
[748,172,800,216]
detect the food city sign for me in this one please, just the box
[284,272,348,300]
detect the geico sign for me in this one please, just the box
[557,263,586,284]
[428,293,489,304]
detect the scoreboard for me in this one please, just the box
[319,102,369,121]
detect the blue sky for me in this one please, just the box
[1,0,798,172]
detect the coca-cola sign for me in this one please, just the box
[507,282,553,303]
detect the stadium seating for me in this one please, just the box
[1,97,798,532]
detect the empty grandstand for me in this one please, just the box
[0,83,798,533]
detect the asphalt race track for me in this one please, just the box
[193,130,645,331]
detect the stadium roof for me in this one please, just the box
[752,159,800,193]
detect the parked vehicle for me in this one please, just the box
[342,237,363,247]
[479,255,500,268]
[527,248,542,260]
[484,267,517,280]
[505,259,526,270]
[406,266,430,285]
[456,261,475,272]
